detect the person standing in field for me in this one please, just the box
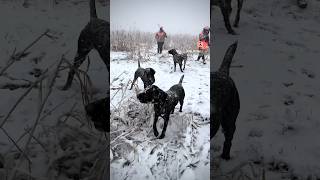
[155,26,167,54]
[196,26,210,64]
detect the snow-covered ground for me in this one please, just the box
[110,47,210,180]
[212,0,320,179]
[0,1,109,179]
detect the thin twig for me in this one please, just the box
[62,103,78,123]
[8,55,64,180]
[0,127,31,163]
[0,69,49,128]
[25,128,48,152]
[0,30,51,76]
[22,55,64,154]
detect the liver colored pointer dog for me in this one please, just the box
[129,60,156,90]
[168,49,187,72]
[211,41,240,160]
[62,0,109,90]
[137,75,185,139]
[211,0,244,35]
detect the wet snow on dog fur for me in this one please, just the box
[110,48,210,180]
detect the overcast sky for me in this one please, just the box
[110,0,210,35]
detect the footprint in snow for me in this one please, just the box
[283,95,294,106]
[301,68,315,79]
[283,82,294,87]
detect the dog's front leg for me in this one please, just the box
[62,50,89,90]
[62,31,93,90]
[158,115,169,139]
[179,63,183,72]
[179,99,184,112]
[153,114,159,137]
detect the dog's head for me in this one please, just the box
[168,49,178,55]
[137,85,167,104]
[144,68,156,86]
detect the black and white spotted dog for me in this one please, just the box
[168,49,187,72]
[211,0,244,35]
[129,59,156,90]
[211,41,240,160]
[62,0,109,90]
[137,75,185,139]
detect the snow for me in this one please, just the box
[110,50,210,117]
[110,47,210,180]
[0,0,109,179]
[211,0,320,179]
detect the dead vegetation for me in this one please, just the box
[110,80,210,180]
[0,29,109,180]
[111,30,198,55]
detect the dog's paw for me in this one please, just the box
[154,130,159,137]
[220,154,231,160]
[158,134,165,139]
[229,30,238,35]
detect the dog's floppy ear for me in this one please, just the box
[145,68,155,75]
[150,68,155,75]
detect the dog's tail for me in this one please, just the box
[218,41,238,76]
[90,0,98,19]
[138,59,141,68]
[179,75,184,84]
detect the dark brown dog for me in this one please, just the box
[62,0,109,90]
[168,49,187,72]
[137,75,185,139]
[129,60,156,90]
[211,41,240,160]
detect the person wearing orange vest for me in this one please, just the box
[155,27,167,54]
[196,26,210,64]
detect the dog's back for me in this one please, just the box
[168,75,185,100]
[85,0,109,48]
